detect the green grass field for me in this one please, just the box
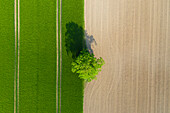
[0,0,84,112]
[0,1,15,113]
[61,0,84,112]
[19,0,56,112]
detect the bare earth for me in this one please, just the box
[84,0,170,113]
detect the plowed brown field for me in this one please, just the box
[84,0,170,113]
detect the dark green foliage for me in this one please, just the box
[72,50,105,82]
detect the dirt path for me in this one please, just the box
[84,0,170,113]
[56,0,59,112]
[59,0,62,112]
[14,0,20,112]
[14,0,17,112]
[17,0,20,112]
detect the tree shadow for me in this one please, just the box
[65,22,85,58]
[65,22,97,58]
[85,31,97,54]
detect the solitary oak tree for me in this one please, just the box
[72,50,105,82]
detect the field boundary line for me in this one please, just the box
[164,0,169,112]
[14,0,17,112]
[59,0,62,112]
[84,0,86,30]
[56,0,59,112]
[83,0,86,112]
[17,0,20,112]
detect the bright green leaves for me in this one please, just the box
[72,49,105,82]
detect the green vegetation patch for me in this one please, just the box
[61,0,84,112]
[20,0,56,112]
[0,1,15,113]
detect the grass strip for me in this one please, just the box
[19,0,56,112]
[61,0,84,113]
[0,0,15,113]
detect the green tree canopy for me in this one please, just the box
[72,50,105,82]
